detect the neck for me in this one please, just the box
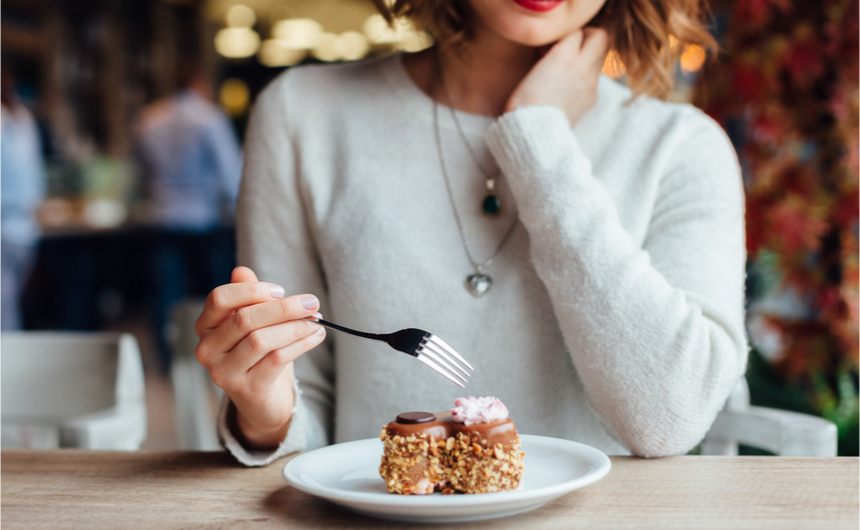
[406,22,540,117]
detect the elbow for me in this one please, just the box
[592,390,720,457]
[617,345,748,458]
[585,310,749,458]
[622,418,710,458]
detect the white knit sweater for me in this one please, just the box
[219,53,749,466]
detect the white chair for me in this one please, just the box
[168,299,221,450]
[1,332,147,450]
[702,377,838,456]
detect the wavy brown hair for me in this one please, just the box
[372,0,717,100]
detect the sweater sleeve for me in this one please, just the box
[485,105,748,457]
[221,71,334,465]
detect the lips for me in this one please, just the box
[513,0,564,12]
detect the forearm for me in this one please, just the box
[486,106,748,456]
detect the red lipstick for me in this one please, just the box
[513,0,564,12]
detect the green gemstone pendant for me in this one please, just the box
[482,177,501,216]
[482,195,501,216]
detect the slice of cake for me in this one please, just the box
[379,397,524,494]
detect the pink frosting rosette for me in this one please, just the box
[451,396,509,426]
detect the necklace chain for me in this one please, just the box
[432,83,518,273]
[437,67,500,182]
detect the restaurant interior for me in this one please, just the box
[1,0,857,458]
[1,0,858,527]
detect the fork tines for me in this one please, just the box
[416,334,474,388]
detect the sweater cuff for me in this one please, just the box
[218,378,308,467]
[486,105,591,186]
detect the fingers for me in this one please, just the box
[562,29,584,51]
[244,329,326,392]
[201,293,322,356]
[581,27,609,65]
[553,28,607,62]
[581,26,608,44]
[215,318,325,389]
[196,279,287,336]
[547,30,584,62]
[197,293,322,376]
[505,27,608,131]
[232,266,258,284]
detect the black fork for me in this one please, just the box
[311,318,473,387]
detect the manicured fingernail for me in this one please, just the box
[312,312,322,320]
[301,295,319,310]
[315,325,326,336]
[270,285,285,299]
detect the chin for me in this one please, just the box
[469,0,605,47]
[495,20,571,47]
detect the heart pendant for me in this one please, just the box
[465,273,492,297]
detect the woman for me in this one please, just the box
[195,0,748,466]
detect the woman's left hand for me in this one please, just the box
[505,28,609,127]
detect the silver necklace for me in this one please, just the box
[432,87,518,297]
[436,61,503,217]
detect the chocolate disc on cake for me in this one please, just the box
[396,411,436,424]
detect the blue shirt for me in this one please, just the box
[1,103,46,246]
[134,91,242,231]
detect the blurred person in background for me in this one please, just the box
[133,58,242,372]
[1,67,47,330]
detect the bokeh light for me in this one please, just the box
[680,44,706,73]
[219,78,250,116]
[311,33,340,62]
[225,4,255,28]
[363,14,432,52]
[338,31,371,61]
[214,27,261,58]
[258,40,307,67]
[363,13,400,44]
[602,50,626,79]
[396,31,432,52]
[272,18,323,50]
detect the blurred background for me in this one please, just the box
[1,0,857,454]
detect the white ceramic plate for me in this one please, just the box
[283,434,611,523]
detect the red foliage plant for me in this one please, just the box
[694,0,858,409]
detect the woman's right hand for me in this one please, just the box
[195,266,326,449]
[505,28,608,128]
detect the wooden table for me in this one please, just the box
[2,450,857,529]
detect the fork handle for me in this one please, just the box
[313,318,389,342]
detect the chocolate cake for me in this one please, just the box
[378,397,524,494]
